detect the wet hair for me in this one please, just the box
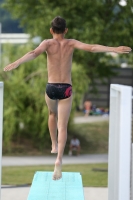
[51,16,66,34]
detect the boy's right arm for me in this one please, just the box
[72,40,132,54]
[4,40,48,71]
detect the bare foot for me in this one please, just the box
[53,160,62,180]
[51,144,58,153]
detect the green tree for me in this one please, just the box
[2,0,133,79]
[0,0,23,33]
[1,43,49,151]
[0,43,89,152]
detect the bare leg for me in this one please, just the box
[53,95,72,180]
[45,94,58,153]
[49,112,58,153]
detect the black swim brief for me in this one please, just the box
[46,83,72,100]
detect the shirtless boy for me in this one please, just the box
[4,16,132,180]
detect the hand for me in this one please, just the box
[115,46,132,54]
[4,62,19,71]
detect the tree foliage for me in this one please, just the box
[1,43,48,151]
[0,43,89,152]
[0,0,23,33]
[3,0,133,76]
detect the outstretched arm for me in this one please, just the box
[73,40,132,54]
[4,40,48,71]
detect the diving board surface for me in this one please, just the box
[27,171,84,200]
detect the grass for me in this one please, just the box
[3,120,109,156]
[2,163,108,187]
[67,120,109,154]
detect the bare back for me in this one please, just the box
[45,39,74,84]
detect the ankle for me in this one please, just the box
[55,158,62,165]
[52,142,58,147]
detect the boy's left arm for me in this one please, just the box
[72,40,132,54]
[90,45,132,54]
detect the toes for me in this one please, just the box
[52,175,56,180]
[52,174,62,180]
[51,148,58,153]
[51,151,58,154]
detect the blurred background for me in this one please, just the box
[0,0,133,156]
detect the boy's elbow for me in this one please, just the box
[28,50,38,58]
[34,52,39,58]
[90,45,97,52]
[90,47,95,52]
[86,45,97,52]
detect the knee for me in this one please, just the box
[58,126,67,133]
[49,110,57,118]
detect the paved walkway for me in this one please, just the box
[2,154,108,166]
[1,186,108,200]
[74,115,109,124]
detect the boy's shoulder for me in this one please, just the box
[44,38,76,45]
[40,38,78,49]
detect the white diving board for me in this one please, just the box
[27,171,85,200]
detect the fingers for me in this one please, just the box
[3,66,11,71]
[117,46,132,54]
[122,46,132,53]
[4,64,17,71]
[4,65,11,71]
